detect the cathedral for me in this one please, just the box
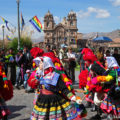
[44,10,78,47]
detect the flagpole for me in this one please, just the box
[2,25,5,49]
[16,0,20,50]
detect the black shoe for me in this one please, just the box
[90,114,101,120]
[15,86,20,90]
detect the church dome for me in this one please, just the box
[68,10,75,15]
[45,10,53,17]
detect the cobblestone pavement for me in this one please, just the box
[7,71,108,120]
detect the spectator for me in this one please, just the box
[112,48,120,66]
[67,47,76,84]
[105,50,111,57]
[15,49,26,88]
[24,69,33,93]
[77,48,85,72]
[96,47,105,66]
[5,48,16,85]
[59,44,69,75]
[52,45,58,57]
[23,46,32,71]
[45,44,52,52]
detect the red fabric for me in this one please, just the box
[0,80,13,101]
[79,70,88,89]
[44,67,54,75]
[83,51,97,63]
[30,47,44,58]
[81,48,93,55]
[89,84,103,92]
[43,52,61,64]
[81,48,98,63]
[28,70,39,89]
[41,89,53,95]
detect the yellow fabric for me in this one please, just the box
[97,75,113,82]
[87,77,91,81]
[34,101,70,112]
[64,78,69,82]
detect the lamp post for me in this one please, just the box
[2,25,5,49]
[16,0,20,50]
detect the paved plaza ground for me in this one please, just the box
[7,71,108,120]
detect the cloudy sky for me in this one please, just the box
[0,0,120,39]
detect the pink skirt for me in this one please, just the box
[101,96,120,116]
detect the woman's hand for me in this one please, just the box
[71,96,76,102]
[76,99,82,104]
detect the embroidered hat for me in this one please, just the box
[91,63,106,75]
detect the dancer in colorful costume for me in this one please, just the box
[85,55,120,119]
[28,56,87,120]
[0,62,13,120]
[78,48,106,119]
[100,56,120,118]
[30,47,75,96]
[78,48,98,107]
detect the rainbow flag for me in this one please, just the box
[21,13,25,30]
[6,35,12,40]
[29,16,42,32]
[0,16,10,31]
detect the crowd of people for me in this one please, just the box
[0,44,120,120]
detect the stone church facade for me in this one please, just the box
[44,10,78,47]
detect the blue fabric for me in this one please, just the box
[9,56,14,62]
[39,72,60,90]
[117,68,120,76]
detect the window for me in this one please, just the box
[47,22,49,27]
[70,21,73,26]
[47,39,49,43]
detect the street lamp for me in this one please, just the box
[2,25,5,49]
[16,0,20,50]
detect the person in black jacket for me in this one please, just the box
[15,50,26,88]
[112,48,120,66]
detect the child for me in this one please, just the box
[24,69,33,93]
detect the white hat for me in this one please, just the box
[106,56,119,68]
[43,56,55,70]
[33,56,55,70]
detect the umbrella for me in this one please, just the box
[92,36,112,43]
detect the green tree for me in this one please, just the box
[8,37,32,51]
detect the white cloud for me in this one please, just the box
[110,0,120,6]
[76,7,110,19]
[96,9,110,18]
